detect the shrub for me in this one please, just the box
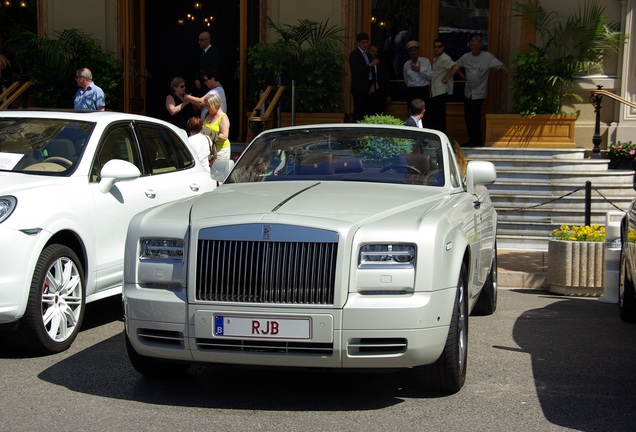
[8,29,123,111]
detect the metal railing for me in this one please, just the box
[590,85,636,158]
[0,81,33,110]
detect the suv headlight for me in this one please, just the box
[359,244,416,268]
[140,239,184,262]
[0,196,17,224]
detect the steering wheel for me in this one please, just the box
[380,163,421,174]
[44,156,73,168]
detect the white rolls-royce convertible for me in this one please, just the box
[123,124,498,393]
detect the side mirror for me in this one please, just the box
[465,160,496,195]
[210,159,235,183]
[98,159,141,193]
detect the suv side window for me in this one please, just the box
[137,124,195,175]
[91,125,141,182]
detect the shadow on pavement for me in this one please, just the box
[36,332,447,411]
[510,291,636,431]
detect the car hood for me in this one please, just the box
[190,181,448,225]
[0,172,72,194]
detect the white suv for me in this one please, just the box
[0,110,216,354]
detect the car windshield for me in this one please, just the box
[0,118,94,175]
[226,126,446,186]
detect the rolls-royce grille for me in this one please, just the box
[196,240,337,304]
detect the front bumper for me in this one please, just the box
[124,284,455,369]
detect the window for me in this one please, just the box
[137,124,195,175]
[91,125,141,182]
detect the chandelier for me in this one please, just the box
[1,0,28,7]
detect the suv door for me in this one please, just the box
[89,123,160,293]
[134,122,213,204]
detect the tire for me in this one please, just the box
[619,250,636,322]
[15,244,85,354]
[125,332,190,377]
[413,263,468,393]
[473,246,498,316]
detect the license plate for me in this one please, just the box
[214,315,311,339]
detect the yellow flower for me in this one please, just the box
[551,224,606,242]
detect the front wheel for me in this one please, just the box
[413,263,468,393]
[16,244,85,354]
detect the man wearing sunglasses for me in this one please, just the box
[195,31,221,97]
[430,39,459,134]
[74,68,105,111]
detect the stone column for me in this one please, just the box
[615,0,636,142]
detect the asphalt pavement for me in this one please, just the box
[1,287,636,431]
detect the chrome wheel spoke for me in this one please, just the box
[41,257,82,342]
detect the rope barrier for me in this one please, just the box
[496,185,630,214]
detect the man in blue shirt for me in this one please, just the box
[74,68,105,111]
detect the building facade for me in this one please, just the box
[23,0,636,146]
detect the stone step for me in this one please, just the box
[485,159,612,171]
[495,170,634,184]
[488,182,635,194]
[463,147,634,250]
[463,147,586,160]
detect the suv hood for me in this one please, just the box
[0,172,72,194]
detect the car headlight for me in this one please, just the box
[0,196,17,224]
[359,244,416,268]
[140,239,184,262]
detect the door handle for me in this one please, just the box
[190,183,200,192]
[145,189,157,198]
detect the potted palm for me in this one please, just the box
[248,18,346,126]
[485,0,624,147]
[547,224,606,296]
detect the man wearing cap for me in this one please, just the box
[349,32,378,122]
[403,40,432,125]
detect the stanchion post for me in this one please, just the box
[585,181,592,226]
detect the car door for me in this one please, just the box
[134,122,213,204]
[89,123,160,293]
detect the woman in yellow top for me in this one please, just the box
[202,93,231,160]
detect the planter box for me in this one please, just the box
[547,240,604,296]
[485,113,577,148]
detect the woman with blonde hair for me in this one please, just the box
[202,92,231,160]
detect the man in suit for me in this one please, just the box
[405,98,426,128]
[367,44,391,115]
[349,32,378,122]
[195,31,221,97]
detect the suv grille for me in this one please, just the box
[196,239,337,304]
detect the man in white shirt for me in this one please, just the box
[403,40,432,124]
[456,36,507,146]
[186,67,228,119]
[430,39,459,134]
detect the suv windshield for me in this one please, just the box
[226,126,445,186]
[0,118,94,175]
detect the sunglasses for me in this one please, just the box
[433,44,443,48]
